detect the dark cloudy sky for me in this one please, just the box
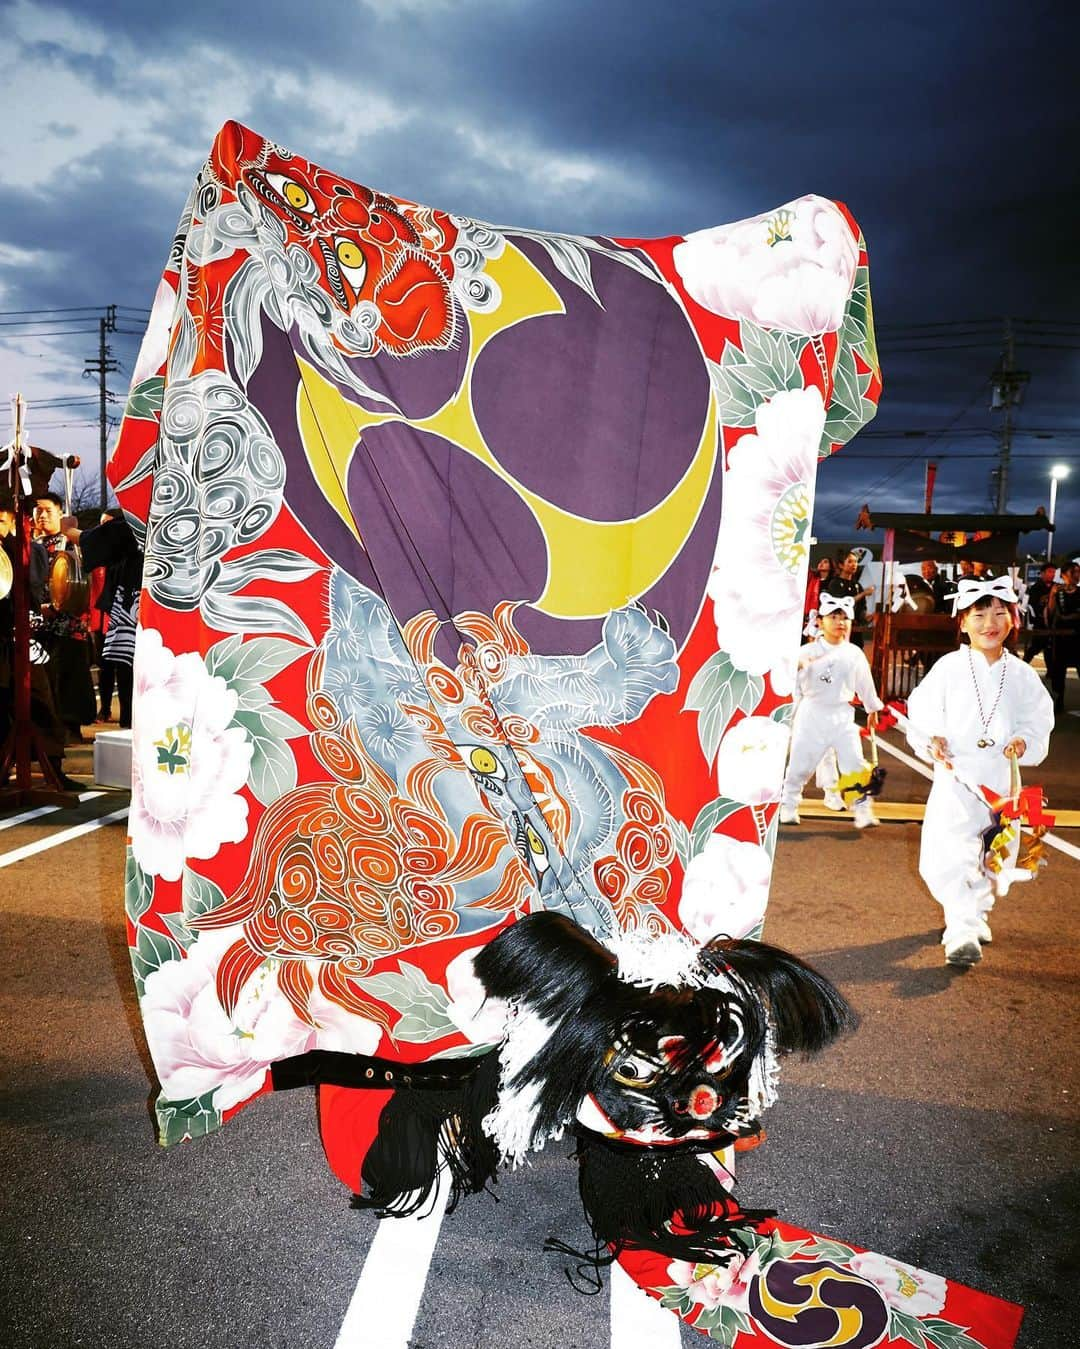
[2,0,1077,552]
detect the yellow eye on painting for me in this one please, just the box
[266,173,315,214]
[469,747,498,776]
[525,824,546,856]
[334,236,367,294]
[336,239,364,270]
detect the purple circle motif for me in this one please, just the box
[346,421,549,635]
[471,238,710,522]
[249,246,723,656]
[747,1259,889,1349]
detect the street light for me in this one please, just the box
[1048,464,1069,562]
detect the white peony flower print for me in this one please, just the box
[444,948,509,1045]
[709,387,825,695]
[141,928,382,1113]
[848,1252,948,1318]
[714,716,791,807]
[672,195,859,336]
[679,835,771,941]
[130,627,254,882]
[666,1248,762,1311]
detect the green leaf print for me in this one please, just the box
[156,1090,222,1148]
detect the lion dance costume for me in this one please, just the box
[111,122,1023,1346]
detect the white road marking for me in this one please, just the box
[0,790,105,833]
[0,805,129,869]
[875,736,1080,863]
[610,1259,683,1347]
[334,1180,450,1349]
[874,735,933,778]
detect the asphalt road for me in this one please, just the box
[0,711,1077,1348]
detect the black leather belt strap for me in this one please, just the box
[270,1048,493,1092]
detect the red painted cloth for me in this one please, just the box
[106,120,1025,1346]
[109,122,881,1146]
[617,1217,1023,1348]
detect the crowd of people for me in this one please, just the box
[790,553,1062,969]
[0,487,143,791]
[803,548,1080,712]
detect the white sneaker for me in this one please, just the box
[945,938,982,967]
[977,919,993,944]
[823,789,845,811]
[852,799,879,829]
[779,805,801,825]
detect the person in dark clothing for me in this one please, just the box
[0,502,76,790]
[1024,563,1057,666]
[63,515,143,729]
[32,491,96,740]
[1048,562,1080,713]
[821,550,874,648]
[919,559,951,613]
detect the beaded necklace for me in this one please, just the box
[817,636,843,684]
[967,646,1007,748]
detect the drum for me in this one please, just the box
[906,575,936,615]
[48,549,91,615]
[0,547,12,601]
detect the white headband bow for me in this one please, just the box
[819,594,855,619]
[948,576,1018,615]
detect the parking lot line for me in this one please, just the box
[0,790,105,832]
[610,1260,682,1347]
[0,805,130,869]
[334,1181,449,1349]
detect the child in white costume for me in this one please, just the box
[780,594,884,829]
[906,578,1054,968]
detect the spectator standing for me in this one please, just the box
[1023,563,1057,668]
[821,550,873,648]
[87,512,113,721]
[1048,562,1080,713]
[919,559,951,613]
[32,492,96,741]
[0,502,78,790]
[64,515,142,729]
[803,556,834,637]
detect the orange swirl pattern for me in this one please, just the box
[189,684,531,1028]
[194,595,681,1029]
[591,781,675,932]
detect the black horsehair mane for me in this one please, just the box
[347,912,855,1271]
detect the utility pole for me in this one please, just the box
[83,304,118,511]
[989,318,1029,514]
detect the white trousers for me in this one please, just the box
[919,773,1018,946]
[781,704,866,810]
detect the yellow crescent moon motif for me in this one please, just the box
[296,240,718,620]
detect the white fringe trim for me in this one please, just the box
[481,1004,564,1166]
[746,1028,781,1116]
[602,926,704,989]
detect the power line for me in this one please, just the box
[828,451,1080,461]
